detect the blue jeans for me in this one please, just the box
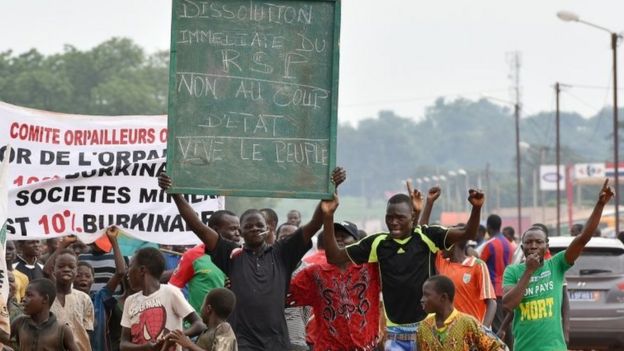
[384,323,419,351]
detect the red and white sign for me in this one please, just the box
[574,163,605,179]
[0,102,222,243]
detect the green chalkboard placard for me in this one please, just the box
[166,0,340,199]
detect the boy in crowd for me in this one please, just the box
[435,240,497,327]
[120,247,204,351]
[417,275,505,351]
[7,270,23,323]
[502,179,613,351]
[158,167,346,350]
[288,194,381,350]
[73,227,126,351]
[286,210,302,227]
[79,234,128,295]
[6,240,28,302]
[51,249,94,351]
[4,278,79,351]
[166,288,238,351]
[323,181,484,350]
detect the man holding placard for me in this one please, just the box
[158,167,345,350]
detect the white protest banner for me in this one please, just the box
[0,146,9,227]
[0,147,9,345]
[0,101,222,244]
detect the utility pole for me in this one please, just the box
[612,33,620,236]
[555,82,561,236]
[508,52,523,233]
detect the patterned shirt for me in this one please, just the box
[417,309,505,351]
[288,262,380,351]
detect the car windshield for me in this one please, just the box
[550,247,624,275]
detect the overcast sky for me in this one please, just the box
[1,0,623,124]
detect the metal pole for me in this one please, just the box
[485,163,490,215]
[612,33,620,236]
[556,82,561,236]
[464,173,469,212]
[515,103,522,233]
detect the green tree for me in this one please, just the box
[0,38,168,115]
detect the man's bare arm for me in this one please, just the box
[105,226,126,292]
[445,189,484,246]
[419,186,441,225]
[406,180,423,226]
[321,193,351,266]
[158,173,220,251]
[483,298,497,328]
[301,167,346,243]
[565,179,614,264]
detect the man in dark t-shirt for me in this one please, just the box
[324,185,484,351]
[158,167,346,351]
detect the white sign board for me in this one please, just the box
[540,165,565,191]
[0,102,222,243]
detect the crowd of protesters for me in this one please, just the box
[0,169,615,351]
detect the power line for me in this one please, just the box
[562,84,624,91]
[339,89,508,108]
[562,90,605,115]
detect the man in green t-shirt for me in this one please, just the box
[502,179,614,351]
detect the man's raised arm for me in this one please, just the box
[406,180,423,226]
[300,167,346,243]
[445,189,484,247]
[565,179,614,264]
[419,186,441,226]
[321,193,352,265]
[158,172,220,252]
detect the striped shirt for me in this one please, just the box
[78,252,128,295]
[435,253,495,323]
[480,233,513,297]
